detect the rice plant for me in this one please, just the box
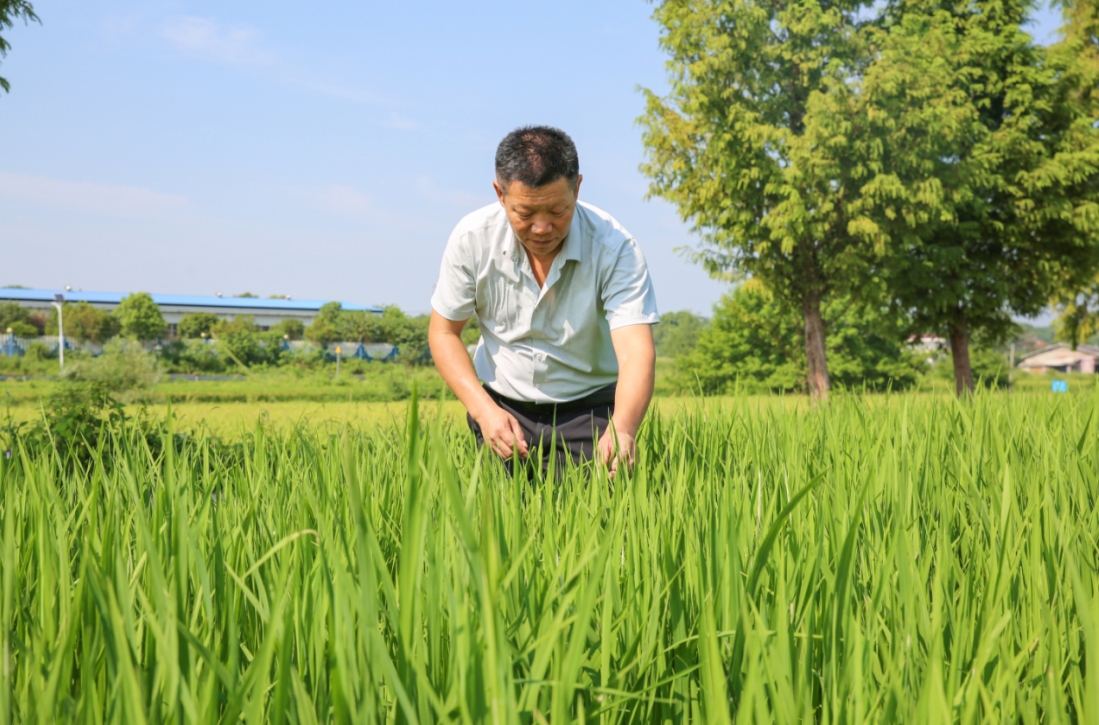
[1,389,1097,723]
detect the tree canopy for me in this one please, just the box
[0,0,37,93]
[641,0,898,399]
[178,312,220,339]
[864,0,1099,394]
[642,0,1099,397]
[48,302,120,343]
[113,293,168,341]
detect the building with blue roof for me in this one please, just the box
[0,288,382,335]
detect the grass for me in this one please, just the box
[1,389,1098,722]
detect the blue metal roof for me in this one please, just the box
[0,288,382,313]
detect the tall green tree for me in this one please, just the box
[0,0,38,93]
[113,293,168,340]
[48,301,120,343]
[641,0,891,400]
[867,0,1099,394]
[1049,0,1099,348]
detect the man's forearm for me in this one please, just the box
[611,333,655,435]
[427,321,495,419]
[613,359,654,435]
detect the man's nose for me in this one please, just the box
[531,218,553,235]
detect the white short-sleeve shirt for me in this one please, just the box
[431,200,659,403]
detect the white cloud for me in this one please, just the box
[0,171,191,219]
[162,16,273,66]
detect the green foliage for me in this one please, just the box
[652,310,706,358]
[4,321,36,337]
[47,301,120,342]
[0,302,36,337]
[641,0,1099,397]
[61,339,160,399]
[2,393,1099,720]
[23,339,51,361]
[679,282,924,394]
[113,292,168,340]
[158,338,227,374]
[865,0,1099,391]
[0,0,38,93]
[307,304,431,363]
[460,315,481,347]
[211,315,273,367]
[271,317,304,340]
[304,302,342,347]
[177,312,220,339]
[931,345,1011,389]
[641,0,889,396]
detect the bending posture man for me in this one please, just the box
[428,126,659,476]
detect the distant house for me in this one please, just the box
[1016,343,1099,374]
[0,288,382,337]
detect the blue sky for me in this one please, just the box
[0,0,1065,315]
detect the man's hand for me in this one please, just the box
[475,404,530,460]
[429,311,530,461]
[597,423,636,479]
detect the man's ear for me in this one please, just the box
[574,174,583,199]
[493,179,506,205]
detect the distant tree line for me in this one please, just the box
[1,294,436,373]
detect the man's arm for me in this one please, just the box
[428,311,529,460]
[598,323,656,477]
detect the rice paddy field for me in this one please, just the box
[2,389,1098,723]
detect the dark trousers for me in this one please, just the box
[467,383,616,474]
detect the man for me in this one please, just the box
[428,126,658,477]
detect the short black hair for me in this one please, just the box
[495,126,579,192]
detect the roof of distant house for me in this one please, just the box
[1017,342,1099,367]
[0,288,382,313]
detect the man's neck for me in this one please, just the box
[525,247,561,288]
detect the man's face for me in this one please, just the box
[494,175,582,260]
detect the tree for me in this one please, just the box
[0,301,37,337]
[867,0,1099,394]
[1049,0,1099,348]
[305,302,342,347]
[113,293,168,340]
[678,281,924,394]
[0,0,37,93]
[271,318,304,340]
[641,0,892,400]
[48,301,120,343]
[652,310,707,358]
[178,312,220,339]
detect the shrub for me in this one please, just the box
[178,312,220,338]
[62,339,160,400]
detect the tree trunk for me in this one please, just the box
[803,294,831,401]
[949,313,974,397]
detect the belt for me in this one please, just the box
[484,383,616,416]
